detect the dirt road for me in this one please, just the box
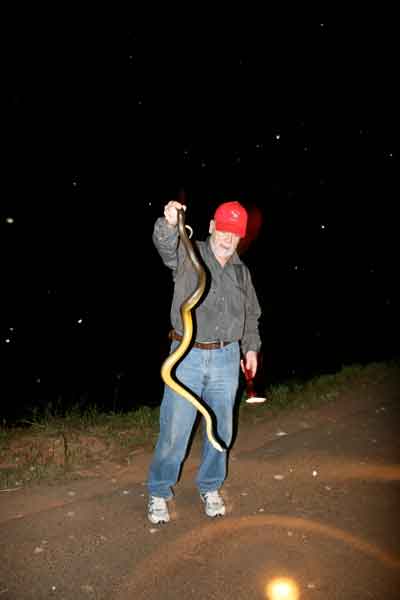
[1,374,399,599]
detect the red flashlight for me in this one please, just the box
[243,367,267,404]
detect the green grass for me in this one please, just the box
[0,405,161,489]
[0,359,398,489]
[239,358,399,420]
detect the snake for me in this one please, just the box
[160,208,224,452]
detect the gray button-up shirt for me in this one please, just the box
[153,217,262,355]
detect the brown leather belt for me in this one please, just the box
[169,330,232,350]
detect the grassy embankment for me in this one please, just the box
[0,360,398,490]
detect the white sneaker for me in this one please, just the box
[200,490,226,518]
[148,496,170,524]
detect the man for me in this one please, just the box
[147,199,262,523]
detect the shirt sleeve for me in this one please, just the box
[240,267,262,356]
[152,217,180,272]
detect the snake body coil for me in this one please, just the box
[160,209,224,452]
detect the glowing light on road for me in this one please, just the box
[265,577,299,600]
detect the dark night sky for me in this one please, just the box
[2,17,399,419]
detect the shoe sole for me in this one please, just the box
[148,514,170,524]
[206,510,226,518]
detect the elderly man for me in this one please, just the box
[147,200,262,523]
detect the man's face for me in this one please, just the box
[209,220,241,263]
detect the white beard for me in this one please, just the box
[210,237,235,263]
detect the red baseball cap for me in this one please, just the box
[214,201,248,238]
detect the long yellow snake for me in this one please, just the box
[160,209,224,452]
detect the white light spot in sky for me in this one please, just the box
[6,217,14,224]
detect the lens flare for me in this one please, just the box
[265,577,299,600]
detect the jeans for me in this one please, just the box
[148,340,240,498]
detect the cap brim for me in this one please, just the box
[215,223,246,238]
